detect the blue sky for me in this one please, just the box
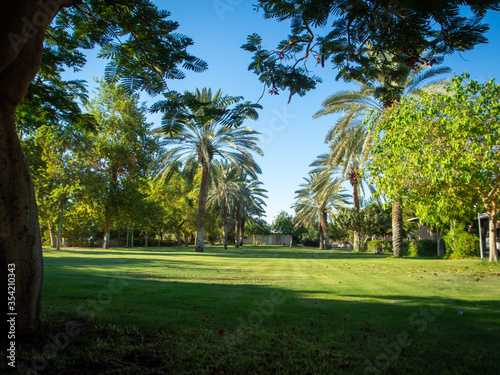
[69,1,500,222]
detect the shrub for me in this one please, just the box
[405,240,438,257]
[302,238,320,247]
[443,225,480,259]
[366,240,393,253]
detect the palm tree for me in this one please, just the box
[293,172,351,249]
[153,88,263,252]
[207,161,241,250]
[313,63,450,255]
[234,172,268,247]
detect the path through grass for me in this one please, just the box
[7,246,500,374]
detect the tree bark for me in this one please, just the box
[48,221,57,248]
[175,229,181,247]
[56,204,64,250]
[144,231,148,247]
[184,231,189,246]
[351,179,361,251]
[195,162,210,252]
[234,202,240,248]
[222,197,228,250]
[158,227,162,247]
[126,223,129,247]
[392,199,404,257]
[0,0,62,338]
[488,208,499,262]
[318,222,324,250]
[321,210,331,249]
[239,213,245,246]
[131,228,134,247]
[103,213,111,249]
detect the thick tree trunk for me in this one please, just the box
[56,204,64,250]
[175,229,181,247]
[48,221,57,248]
[488,209,499,262]
[321,210,331,249]
[222,198,228,250]
[392,199,404,257]
[195,163,210,252]
[103,213,111,249]
[319,222,324,250]
[0,0,62,338]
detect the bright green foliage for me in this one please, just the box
[370,73,500,261]
[83,80,159,248]
[405,240,439,258]
[443,223,480,259]
[272,211,295,243]
[366,240,392,254]
[243,0,497,103]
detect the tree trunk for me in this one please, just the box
[144,231,148,247]
[158,227,162,247]
[222,197,228,250]
[488,209,499,262]
[175,229,181,247]
[0,0,77,338]
[234,202,240,248]
[126,223,129,247]
[351,179,361,251]
[392,199,404,257]
[103,213,111,249]
[184,231,189,246]
[321,210,331,249]
[48,221,57,248]
[195,162,210,252]
[56,204,65,250]
[319,222,324,250]
[239,213,245,246]
[131,228,134,247]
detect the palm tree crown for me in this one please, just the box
[153,88,263,252]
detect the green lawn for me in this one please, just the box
[9,246,500,374]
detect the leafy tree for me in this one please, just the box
[84,80,159,249]
[242,0,497,103]
[293,172,350,249]
[1,0,206,337]
[312,62,450,255]
[272,211,296,247]
[370,74,500,262]
[153,88,263,252]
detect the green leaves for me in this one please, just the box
[370,73,500,229]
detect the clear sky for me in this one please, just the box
[68,1,500,222]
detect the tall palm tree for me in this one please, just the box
[293,172,351,249]
[313,63,450,255]
[153,88,263,252]
[207,161,241,250]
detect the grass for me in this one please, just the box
[4,245,500,374]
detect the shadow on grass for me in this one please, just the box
[28,264,500,375]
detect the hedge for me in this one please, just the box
[366,240,393,253]
[405,240,438,257]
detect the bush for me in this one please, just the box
[302,238,320,247]
[405,240,438,257]
[443,225,479,259]
[366,240,393,253]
